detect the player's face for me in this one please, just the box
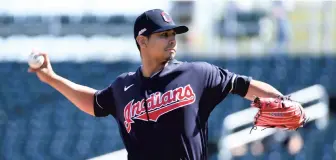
[147,30,177,62]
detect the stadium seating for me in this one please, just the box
[0,14,135,37]
[0,55,335,159]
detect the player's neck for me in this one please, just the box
[141,59,169,78]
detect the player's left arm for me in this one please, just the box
[243,79,283,101]
[197,62,284,104]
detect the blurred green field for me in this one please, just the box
[210,2,336,57]
[288,2,336,55]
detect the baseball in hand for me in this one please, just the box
[28,52,45,69]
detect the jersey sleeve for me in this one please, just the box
[93,84,116,117]
[199,62,252,105]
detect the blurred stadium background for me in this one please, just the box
[0,0,336,160]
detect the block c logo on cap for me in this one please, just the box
[161,12,172,23]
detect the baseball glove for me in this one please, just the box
[250,96,308,133]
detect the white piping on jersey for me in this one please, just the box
[95,91,104,109]
[140,65,163,78]
[229,74,237,93]
[150,70,162,78]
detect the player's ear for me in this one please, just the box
[136,35,148,48]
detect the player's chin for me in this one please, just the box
[161,51,175,63]
[166,53,175,61]
[165,50,176,57]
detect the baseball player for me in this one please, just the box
[28,9,306,160]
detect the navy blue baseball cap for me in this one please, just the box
[133,9,189,39]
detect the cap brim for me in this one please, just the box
[153,25,189,34]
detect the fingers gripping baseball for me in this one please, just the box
[28,51,56,83]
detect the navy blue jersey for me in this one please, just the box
[94,59,251,160]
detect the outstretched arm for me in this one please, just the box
[244,79,283,101]
[28,52,96,116]
[47,74,97,116]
